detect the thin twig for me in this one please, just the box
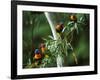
[70,31,74,43]
[72,52,78,64]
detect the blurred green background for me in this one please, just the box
[22,11,89,68]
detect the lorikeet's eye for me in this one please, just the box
[70,15,77,22]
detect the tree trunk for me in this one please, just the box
[44,12,64,67]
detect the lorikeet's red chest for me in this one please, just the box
[34,53,42,60]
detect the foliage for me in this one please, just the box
[23,11,89,68]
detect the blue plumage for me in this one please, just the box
[35,49,40,54]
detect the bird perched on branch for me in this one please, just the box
[55,22,64,39]
[56,22,64,33]
[69,15,79,34]
[34,49,42,60]
[40,43,46,53]
[70,15,77,22]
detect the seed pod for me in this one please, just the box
[45,54,49,58]
[70,15,77,22]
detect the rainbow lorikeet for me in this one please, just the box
[40,43,46,53]
[33,49,43,67]
[70,15,77,22]
[34,49,42,60]
[55,22,64,39]
[56,22,64,33]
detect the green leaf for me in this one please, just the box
[67,21,75,28]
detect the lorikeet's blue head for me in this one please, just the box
[35,49,40,54]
